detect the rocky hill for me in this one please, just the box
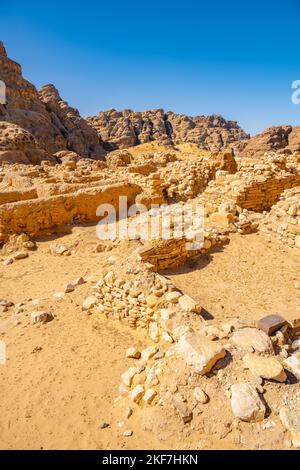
[240,125,300,158]
[0,41,105,163]
[1,39,300,165]
[87,108,250,152]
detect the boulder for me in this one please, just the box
[230,383,266,422]
[31,311,54,324]
[283,352,300,380]
[280,407,300,448]
[243,353,287,382]
[176,332,226,374]
[257,314,288,336]
[178,294,201,313]
[231,327,274,354]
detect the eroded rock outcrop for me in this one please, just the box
[0,41,105,161]
[0,121,50,164]
[87,108,250,152]
[240,125,300,158]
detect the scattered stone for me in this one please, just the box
[121,367,137,387]
[231,327,274,354]
[218,202,237,215]
[123,430,133,437]
[3,258,13,266]
[99,421,109,429]
[143,388,157,404]
[31,311,54,324]
[230,383,266,423]
[294,282,300,290]
[72,277,86,286]
[124,407,133,419]
[162,331,174,343]
[153,350,165,360]
[141,345,158,362]
[178,294,201,313]
[50,244,69,255]
[262,420,276,430]
[53,292,65,299]
[131,385,144,403]
[126,347,141,359]
[82,296,97,311]
[280,407,300,448]
[64,283,75,293]
[243,353,287,382]
[193,387,209,404]
[146,294,160,308]
[176,332,226,374]
[291,339,300,352]
[172,394,193,424]
[0,299,14,307]
[160,308,176,320]
[13,251,29,260]
[164,291,182,303]
[257,314,288,336]
[148,321,160,342]
[283,352,300,380]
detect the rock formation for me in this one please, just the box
[87,108,250,152]
[240,125,300,158]
[0,41,105,161]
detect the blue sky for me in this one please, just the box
[1,0,300,135]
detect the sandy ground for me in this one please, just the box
[0,226,299,449]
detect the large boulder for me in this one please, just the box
[176,332,226,374]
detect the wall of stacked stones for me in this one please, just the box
[234,174,300,212]
[259,186,300,249]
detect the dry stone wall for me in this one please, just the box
[260,187,300,249]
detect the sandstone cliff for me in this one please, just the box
[0,41,105,162]
[240,125,300,158]
[87,108,250,152]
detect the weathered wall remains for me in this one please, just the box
[0,188,38,205]
[0,183,141,242]
[260,186,300,249]
[137,231,228,271]
[235,174,300,211]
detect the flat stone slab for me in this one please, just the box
[176,332,226,374]
[243,353,287,382]
[231,327,274,354]
[230,383,266,422]
[257,314,288,336]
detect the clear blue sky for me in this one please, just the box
[1,0,300,135]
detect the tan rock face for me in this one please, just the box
[87,108,249,152]
[0,41,105,161]
[0,121,49,164]
[239,125,294,158]
[176,332,226,374]
[243,353,287,382]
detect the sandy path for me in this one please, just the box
[0,227,299,449]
